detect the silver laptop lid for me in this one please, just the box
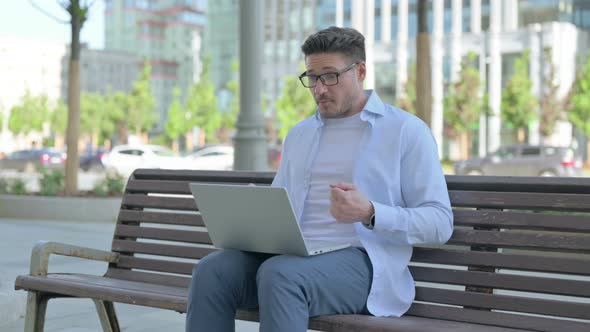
[189,183,311,256]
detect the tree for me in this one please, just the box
[8,90,49,136]
[276,73,316,140]
[501,51,538,143]
[539,48,564,140]
[128,63,157,138]
[186,58,221,143]
[444,53,481,159]
[102,90,127,147]
[220,59,241,139]
[80,92,107,149]
[397,63,416,114]
[568,53,590,164]
[415,0,432,127]
[50,99,68,148]
[165,87,186,152]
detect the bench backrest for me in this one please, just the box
[108,169,590,331]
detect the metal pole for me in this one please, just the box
[234,0,267,171]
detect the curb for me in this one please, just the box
[0,195,121,223]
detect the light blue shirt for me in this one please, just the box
[272,90,454,317]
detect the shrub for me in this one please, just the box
[10,179,28,195]
[92,173,125,197]
[39,169,65,196]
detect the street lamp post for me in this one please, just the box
[234,0,268,171]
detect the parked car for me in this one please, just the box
[79,147,109,172]
[0,148,66,173]
[184,144,283,171]
[185,145,234,170]
[104,144,188,178]
[454,144,583,177]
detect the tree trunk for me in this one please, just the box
[460,132,470,160]
[172,140,179,153]
[185,131,194,152]
[64,8,82,195]
[517,128,525,143]
[415,0,432,127]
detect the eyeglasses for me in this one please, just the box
[298,62,359,88]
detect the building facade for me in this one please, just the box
[321,0,590,159]
[104,0,207,132]
[0,37,66,153]
[61,45,140,98]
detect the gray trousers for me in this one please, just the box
[185,247,372,332]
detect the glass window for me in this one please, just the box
[521,147,541,156]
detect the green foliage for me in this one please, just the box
[50,99,68,136]
[10,179,27,195]
[0,178,9,194]
[276,67,317,140]
[80,93,104,139]
[8,90,49,135]
[103,90,127,141]
[501,51,538,134]
[39,169,65,196]
[568,53,590,137]
[128,62,157,135]
[444,52,482,137]
[396,63,416,114]
[92,173,125,197]
[186,58,221,142]
[165,87,186,140]
[539,48,563,137]
[0,178,27,195]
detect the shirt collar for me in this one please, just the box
[313,89,385,127]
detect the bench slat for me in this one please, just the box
[449,191,590,212]
[115,224,212,245]
[411,247,590,275]
[131,169,275,184]
[448,228,590,252]
[445,175,590,194]
[117,256,194,276]
[125,179,271,195]
[122,194,196,211]
[415,287,590,320]
[453,209,590,232]
[407,302,589,332]
[410,266,590,297]
[105,268,192,289]
[111,239,214,259]
[118,210,204,227]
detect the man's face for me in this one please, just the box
[304,53,365,119]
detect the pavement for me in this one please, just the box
[0,218,269,332]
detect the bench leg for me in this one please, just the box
[93,300,121,332]
[24,291,49,332]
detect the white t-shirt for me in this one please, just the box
[300,112,366,247]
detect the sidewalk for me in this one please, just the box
[0,218,265,332]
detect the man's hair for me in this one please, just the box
[301,26,366,62]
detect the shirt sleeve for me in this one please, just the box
[372,117,454,245]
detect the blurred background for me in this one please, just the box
[1,0,589,193]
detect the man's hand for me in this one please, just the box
[329,183,374,224]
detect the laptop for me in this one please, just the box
[189,183,351,256]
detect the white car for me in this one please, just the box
[185,145,234,170]
[105,144,189,178]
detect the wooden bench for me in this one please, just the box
[15,169,590,332]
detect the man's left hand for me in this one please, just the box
[329,183,374,224]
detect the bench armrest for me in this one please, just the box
[29,240,120,276]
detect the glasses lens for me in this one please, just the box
[322,73,338,86]
[301,75,316,87]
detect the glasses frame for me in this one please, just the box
[298,62,359,88]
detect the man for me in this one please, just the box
[186,26,453,332]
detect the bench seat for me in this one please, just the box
[14,169,590,332]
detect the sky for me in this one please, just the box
[0,0,104,49]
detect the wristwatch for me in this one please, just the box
[363,213,375,230]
